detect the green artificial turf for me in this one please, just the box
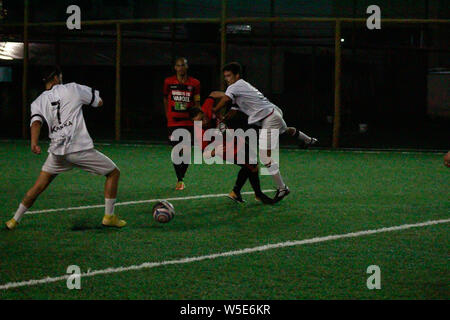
[0,141,448,299]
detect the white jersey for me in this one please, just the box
[224,79,276,124]
[30,82,101,155]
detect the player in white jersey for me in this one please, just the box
[5,66,126,230]
[213,62,318,201]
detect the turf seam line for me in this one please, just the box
[25,189,276,215]
[1,218,448,291]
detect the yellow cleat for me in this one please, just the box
[102,214,127,228]
[227,190,245,203]
[5,218,18,230]
[175,181,185,190]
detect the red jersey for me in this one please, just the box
[196,97,254,169]
[163,75,200,127]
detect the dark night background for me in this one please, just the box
[0,0,448,149]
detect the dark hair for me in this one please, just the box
[188,107,203,119]
[222,62,242,76]
[41,65,62,84]
[174,57,188,66]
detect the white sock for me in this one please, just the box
[13,203,28,223]
[105,198,116,216]
[297,130,312,143]
[266,162,285,189]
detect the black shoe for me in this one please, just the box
[227,190,246,203]
[255,193,276,205]
[274,186,290,202]
[306,137,318,148]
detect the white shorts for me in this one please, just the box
[42,149,118,176]
[259,106,288,150]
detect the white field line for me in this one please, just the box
[25,189,275,215]
[93,142,447,155]
[1,218,449,291]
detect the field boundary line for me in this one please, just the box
[1,218,449,291]
[25,190,275,215]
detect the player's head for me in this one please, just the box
[174,57,188,77]
[41,65,62,87]
[189,107,210,128]
[223,62,242,86]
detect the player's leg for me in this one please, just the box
[285,127,318,147]
[5,171,57,230]
[273,106,317,146]
[259,110,294,201]
[169,126,188,190]
[227,166,249,203]
[259,124,290,201]
[246,165,275,204]
[177,126,194,188]
[66,149,126,228]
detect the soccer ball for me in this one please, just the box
[152,200,175,223]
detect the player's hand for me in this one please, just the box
[31,144,41,154]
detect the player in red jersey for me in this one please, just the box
[163,57,201,190]
[189,93,275,204]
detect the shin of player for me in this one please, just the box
[6,66,125,230]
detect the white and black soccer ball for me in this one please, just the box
[152,200,175,223]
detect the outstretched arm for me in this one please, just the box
[212,94,231,114]
[208,91,225,99]
[30,121,42,154]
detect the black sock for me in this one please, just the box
[173,163,185,182]
[180,163,189,180]
[248,170,263,196]
[233,167,249,194]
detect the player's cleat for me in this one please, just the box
[175,181,185,190]
[5,218,18,230]
[227,190,246,203]
[306,137,318,147]
[299,137,318,149]
[274,185,290,202]
[255,193,276,205]
[102,214,127,228]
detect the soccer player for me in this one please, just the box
[189,93,275,205]
[163,57,201,190]
[5,66,125,230]
[444,151,450,168]
[213,62,318,201]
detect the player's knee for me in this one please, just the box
[107,167,120,179]
[286,127,296,136]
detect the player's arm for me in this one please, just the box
[208,91,225,99]
[30,120,42,154]
[74,83,102,107]
[194,94,201,109]
[194,82,201,108]
[212,94,231,114]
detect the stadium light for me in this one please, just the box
[0,42,24,59]
[0,54,13,60]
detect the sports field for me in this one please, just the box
[0,141,448,299]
